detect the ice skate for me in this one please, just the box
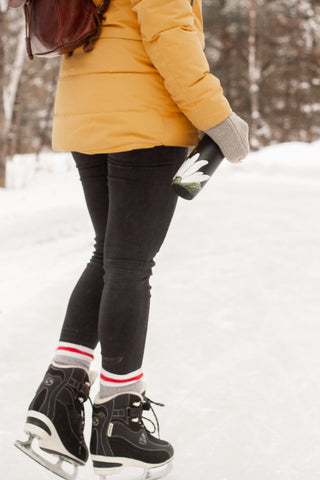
[90,392,174,480]
[15,363,95,480]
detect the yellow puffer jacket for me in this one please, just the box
[52,0,232,154]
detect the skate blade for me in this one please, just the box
[142,460,173,480]
[99,460,173,480]
[15,435,79,480]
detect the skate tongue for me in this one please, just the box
[89,370,98,385]
[94,388,145,404]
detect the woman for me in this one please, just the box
[17,0,249,479]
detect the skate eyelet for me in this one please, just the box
[92,416,99,427]
[44,376,54,386]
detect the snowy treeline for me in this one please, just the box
[204,0,320,147]
[0,5,59,187]
[0,0,320,187]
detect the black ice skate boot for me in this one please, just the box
[15,363,95,480]
[90,392,174,480]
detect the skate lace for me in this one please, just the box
[131,395,165,439]
[77,381,91,438]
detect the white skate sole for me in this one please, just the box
[14,410,85,480]
[91,454,173,480]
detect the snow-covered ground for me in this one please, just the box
[1,141,320,480]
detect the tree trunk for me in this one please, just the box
[0,7,25,188]
[4,26,25,131]
[0,11,7,188]
[248,0,260,148]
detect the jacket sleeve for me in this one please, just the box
[130,0,232,130]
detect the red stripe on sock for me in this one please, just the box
[100,372,143,384]
[57,346,94,359]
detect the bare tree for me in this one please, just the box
[0,8,7,187]
[248,0,259,144]
[0,4,25,188]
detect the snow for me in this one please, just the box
[1,140,320,480]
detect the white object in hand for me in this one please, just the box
[174,153,210,185]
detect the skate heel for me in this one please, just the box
[22,410,85,465]
[24,415,52,442]
[92,455,124,475]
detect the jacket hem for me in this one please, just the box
[52,141,197,155]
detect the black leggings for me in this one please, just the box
[59,146,188,375]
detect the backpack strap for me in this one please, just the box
[83,0,112,53]
[97,0,111,15]
[8,0,27,7]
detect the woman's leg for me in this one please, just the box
[16,153,112,472]
[55,152,109,368]
[90,146,186,475]
[98,145,188,395]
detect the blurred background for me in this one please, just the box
[0,0,320,187]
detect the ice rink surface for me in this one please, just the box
[1,141,320,480]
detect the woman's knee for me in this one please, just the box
[103,257,155,283]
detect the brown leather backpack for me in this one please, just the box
[9,0,111,60]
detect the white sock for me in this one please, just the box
[53,341,95,371]
[99,367,145,399]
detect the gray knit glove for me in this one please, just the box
[204,112,250,163]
